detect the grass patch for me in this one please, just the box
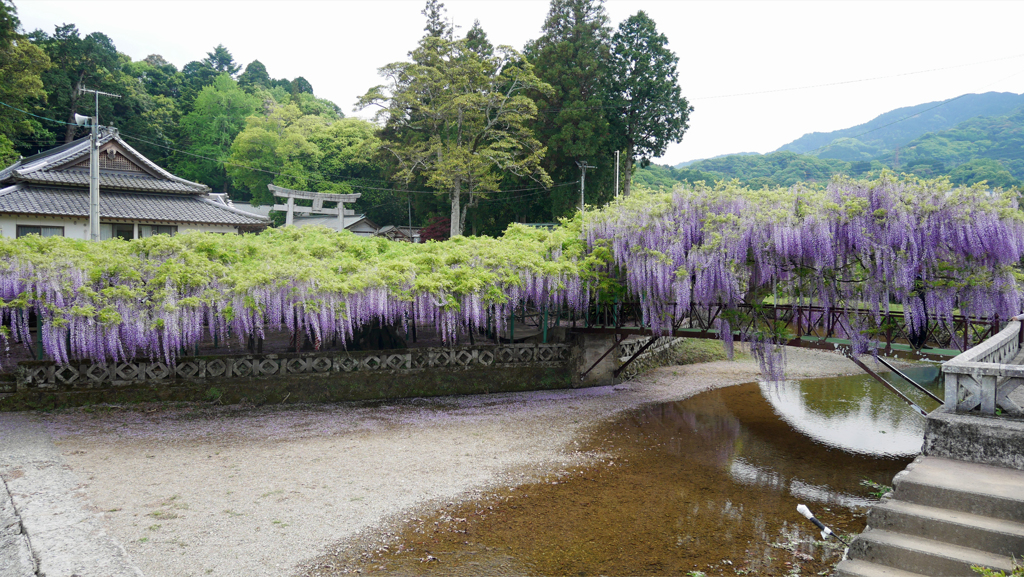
[670,339,731,365]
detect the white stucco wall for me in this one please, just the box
[0,215,239,240]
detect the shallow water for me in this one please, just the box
[332,367,942,576]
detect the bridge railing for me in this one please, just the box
[574,301,1003,353]
[941,320,1023,415]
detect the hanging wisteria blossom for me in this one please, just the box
[584,173,1024,379]
[0,221,596,367]
[0,173,1020,383]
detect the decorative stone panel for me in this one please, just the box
[14,343,572,391]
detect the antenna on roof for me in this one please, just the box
[79,87,121,241]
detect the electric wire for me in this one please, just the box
[805,66,1024,156]
[3,49,1023,187]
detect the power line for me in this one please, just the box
[529,52,1024,116]
[808,66,1024,156]
[0,101,75,127]
[116,130,577,196]
[693,52,1024,101]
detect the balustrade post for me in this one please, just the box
[543,306,548,344]
[35,311,43,361]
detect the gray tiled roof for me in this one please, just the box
[0,185,269,226]
[2,130,210,194]
[14,169,205,193]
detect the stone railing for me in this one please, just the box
[617,337,681,380]
[941,320,1023,415]
[619,336,677,359]
[7,343,572,393]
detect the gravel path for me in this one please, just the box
[9,348,868,576]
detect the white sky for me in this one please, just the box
[14,0,1024,166]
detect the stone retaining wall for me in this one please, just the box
[0,343,574,409]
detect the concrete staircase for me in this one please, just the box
[836,456,1024,577]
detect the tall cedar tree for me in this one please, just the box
[421,0,454,40]
[526,0,617,218]
[359,35,552,237]
[607,11,692,196]
[29,24,119,143]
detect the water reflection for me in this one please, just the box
[761,366,941,457]
[345,370,933,576]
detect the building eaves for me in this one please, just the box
[13,170,205,193]
[4,131,212,193]
[0,185,270,226]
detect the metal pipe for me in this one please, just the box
[847,354,928,416]
[875,356,943,404]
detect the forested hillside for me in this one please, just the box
[778,91,1024,160]
[0,0,694,238]
[638,94,1024,191]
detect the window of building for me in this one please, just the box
[100,223,135,240]
[16,225,64,238]
[139,224,177,238]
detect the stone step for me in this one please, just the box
[893,456,1024,523]
[869,499,1024,557]
[834,558,929,577]
[847,528,1016,576]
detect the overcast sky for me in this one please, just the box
[14,0,1024,166]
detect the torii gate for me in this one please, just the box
[268,184,361,230]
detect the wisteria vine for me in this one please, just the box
[1,173,1021,383]
[585,174,1024,380]
[0,221,595,367]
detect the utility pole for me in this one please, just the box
[614,151,620,198]
[576,160,596,215]
[79,87,120,241]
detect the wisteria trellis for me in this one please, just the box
[1,174,1021,380]
[0,223,593,368]
[586,174,1024,378]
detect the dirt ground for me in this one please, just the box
[34,347,868,577]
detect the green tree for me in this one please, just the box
[228,103,379,207]
[290,76,313,96]
[0,1,49,155]
[105,53,180,165]
[128,54,182,99]
[176,74,258,194]
[607,11,692,196]
[293,92,342,119]
[0,0,17,46]
[30,24,119,143]
[237,59,270,92]
[948,158,1018,188]
[202,44,240,77]
[359,36,552,237]
[464,19,493,58]
[179,45,241,114]
[526,0,616,218]
[421,0,453,39]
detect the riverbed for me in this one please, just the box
[33,347,901,576]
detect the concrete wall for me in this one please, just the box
[922,410,1024,471]
[0,215,238,240]
[574,333,622,387]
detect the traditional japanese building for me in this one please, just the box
[0,128,269,239]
